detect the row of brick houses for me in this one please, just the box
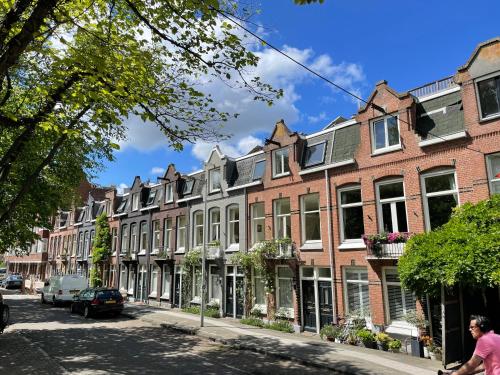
[5,38,500,355]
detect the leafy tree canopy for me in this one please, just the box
[0,0,281,253]
[399,194,500,297]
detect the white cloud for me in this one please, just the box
[150,167,165,175]
[117,20,366,160]
[117,183,128,194]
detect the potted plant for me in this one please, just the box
[356,329,375,348]
[388,339,402,353]
[320,324,341,342]
[420,335,432,358]
[375,332,391,351]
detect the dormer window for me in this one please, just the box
[209,168,221,193]
[116,199,127,213]
[183,180,194,195]
[371,115,400,154]
[476,74,500,120]
[303,141,326,167]
[132,193,139,211]
[273,147,290,178]
[146,190,156,206]
[165,184,173,203]
[252,160,265,180]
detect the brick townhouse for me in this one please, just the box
[5,39,500,355]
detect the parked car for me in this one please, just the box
[70,288,124,318]
[41,275,88,306]
[0,268,7,285]
[4,275,23,289]
[0,292,9,333]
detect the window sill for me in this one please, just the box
[371,145,402,156]
[419,131,467,147]
[300,242,323,251]
[272,172,290,179]
[479,112,500,123]
[338,242,366,250]
[138,251,146,256]
[225,244,240,253]
[175,249,185,254]
[149,293,157,298]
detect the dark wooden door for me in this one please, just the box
[319,281,333,328]
[302,280,316,331]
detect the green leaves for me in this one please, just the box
[399,195,500,297]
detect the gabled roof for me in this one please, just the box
[265,119,298,144]
[457,37,500,72]
[205,145,226,164]
[358,80,411,114]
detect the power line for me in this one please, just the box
[208,4,485,155]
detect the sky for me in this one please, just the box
[95,0,500,190]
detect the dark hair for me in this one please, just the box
[470,315,491,333]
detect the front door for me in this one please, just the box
[225,266,244,318]
[226,275,234,316]
[235,276,244,318]
[302,280,316,331]
[318,281,333,327]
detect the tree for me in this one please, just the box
[399,194,500,297]
[0,1,281,253]
[90,212,112,287]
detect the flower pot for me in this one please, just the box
[423,346,430,359]
[334,338,341,344]
[376,341,388,351]
[360,341,375,349]
[326,336,334,342]
[429,352,436,361]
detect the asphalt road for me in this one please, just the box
[0,290,333,374]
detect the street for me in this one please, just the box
[0,290,333,374]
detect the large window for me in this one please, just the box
[252,160,265,180]
[127,268,134,295]
[274,198,291,239]
[273,147,290,177]
[130,223,137,253]
[476,74,500,119]
[139,222,148,253]
[383,268,415,322]
[486,153,500,195]
[132,193,139,211]
[421,170,458,230]
[371,115,400,153]
[146,190,157,206]
[193,211,204,247]
[338,186,365,243]
[376,180,408,233]
[176,216,186,252]
[111,228,118,254]
[228,206,239,246]
[165,184,174,203]
[192,267,202,302]
[276,266,293,311]
[150,266,159,297]
[152,220,160,252]
[209,265,222,303]
[120,225,128,254]
[161,265,170,299]
[344,268,370,316]
[163,218,172,251]
[209,168,221,193]
[119,264,127,291]
[251,202,265,245]
[303,142,326,167]
[183,180,194,195]
[301,193,321,243]
[253,271,266,306]
[209,208,220,243]
[83,232,89,258]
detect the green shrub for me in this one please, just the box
[182,305,220,318]
[319,324,341,340]
[268,320,294,333]
[375,332,391,343]
[356,329,375,344]
[240,317,265,328]
[388,339,402,351]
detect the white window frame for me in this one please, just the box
[208,264,221,304]
[130,223,137,253]
[149,265,159,297]
[251,202,265,246]
[382,266,416,326]
[152,220,160,253]
[375,179,409,233]
[273,147,290,178]
[303,141,326,167]
[209,208,220,243]
[132,193,139,211]
[192,267,202,303]
[421,169,459,231]
[163,218,172,251]
[209,168,221,193]
[252,268,267,312]
[337,186,365,246]
[176,216,186,253]
[486,152,500,195]
[343,267,370,316]
[252,159,266,181]
[127,268,135,295]
[111,228,118,254]
[275,265,294,317]
[139,222,148,254]
[193,211,204,247]
[300,193,321,245]
[120,225,128,254]
[227,205,240,249]
[165,183,174,203]
[161,264,170,299]
[274,198,291,240]
[370,115,401,154]
[475,72,500,121]
[119,264,127,292]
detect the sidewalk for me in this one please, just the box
[122,303,444,375]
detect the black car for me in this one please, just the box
[4,275,23,289]
[0,292,9,333]
[70,288,124,318]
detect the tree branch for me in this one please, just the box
[0,0,33,51]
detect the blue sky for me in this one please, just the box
[95,0,500,190]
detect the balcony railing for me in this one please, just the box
[366,242,406,258]
[409,76,457,98]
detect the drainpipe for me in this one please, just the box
[145,209,153,304]
[200,173,208,327]
[325,168,338,324]
[242,187,247,318]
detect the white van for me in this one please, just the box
[41,275,88,306]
